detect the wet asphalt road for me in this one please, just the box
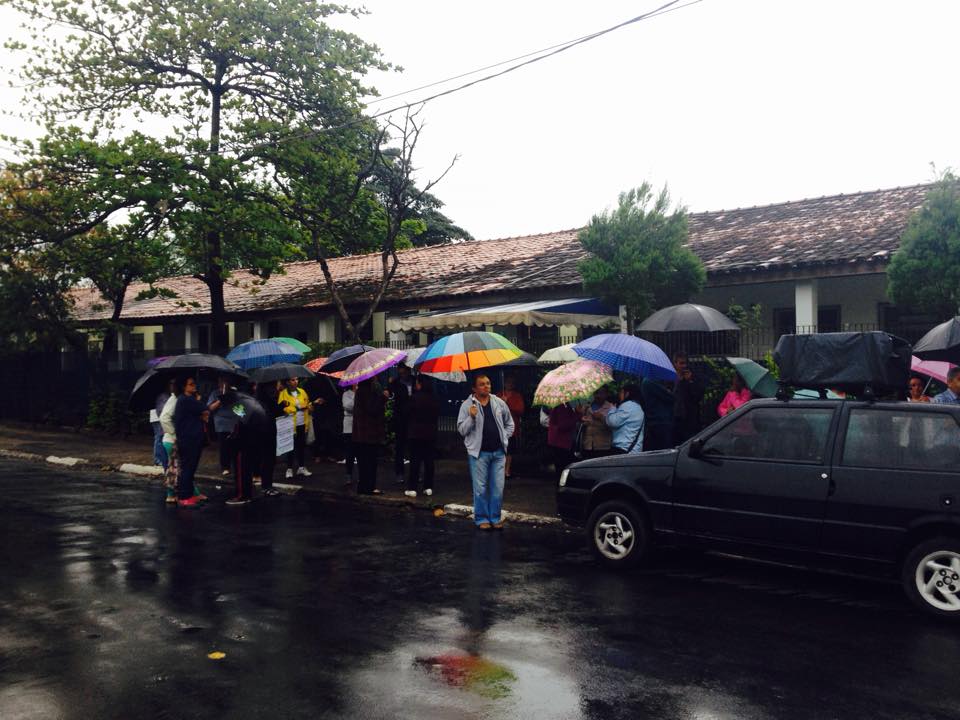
[1,459,959,720]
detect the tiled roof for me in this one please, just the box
[687,183,929,276]
[71,183,930,323]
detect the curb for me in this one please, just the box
[0,448,562,527]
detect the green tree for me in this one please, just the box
[578,183,706,333]
[269,107,460,342]
[888,173,960,320]
[3,0,387,351]
[0,129,179,354]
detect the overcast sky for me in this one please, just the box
[1,0,958,241]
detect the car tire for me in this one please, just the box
[586,500,650,569]
[902,537,960,620]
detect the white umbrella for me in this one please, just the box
[538,343,579,364]
[403,347,468,383]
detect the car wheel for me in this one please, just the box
[586,500,649,569]
[902,537,960,619]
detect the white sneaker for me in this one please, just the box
[403,459,410,465]
[297,467,312,477]
[221,469,230,477]
[424,488,433,496]
[335,459,346,464]
[404,490,417,498]
[285,469,294,479]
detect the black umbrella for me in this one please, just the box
[129,354,247,410]
[912,317,960,362]
[248,362,315,384]
[129,369,178,411]
[319,344,376,373]
[221,391,269,431]
[502,351,539,366]
[154,353,247,375]
[637,303,740,333]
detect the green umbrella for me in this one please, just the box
[268,336,310,354]
[726,357,780,398]
[726,357,843,399]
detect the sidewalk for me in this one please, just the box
[0,422,561,523]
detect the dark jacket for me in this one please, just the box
[173,394,206,447]
[641,378,675,427]
[408,389,440,441]
[388,375,413,429]
[352,381,386,445]
[305,375,341,431]
[673,374,705,441]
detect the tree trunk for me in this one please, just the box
[205,76,229,354]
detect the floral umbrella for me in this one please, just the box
[534,359,613,408]
[305,356,343,380]
[339,348,407,387]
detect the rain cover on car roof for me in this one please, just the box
[773,331,912,394]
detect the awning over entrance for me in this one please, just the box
[387,298,619,333]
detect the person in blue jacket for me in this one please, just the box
[605,384,645,455]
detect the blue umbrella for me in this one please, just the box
[226,339,301,370]
[573,333,677,381]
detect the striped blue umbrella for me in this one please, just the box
[573,333,677,381]
[226,339,301,370]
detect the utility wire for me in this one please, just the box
[366,0,699,107]
[246,0,701,155]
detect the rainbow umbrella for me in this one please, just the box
[339,348,407,387]
[414,331,523,373]
[534,359,613,408]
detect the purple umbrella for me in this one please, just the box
[339,348,407,387]
[147,355,172,368]
[573,333,676,381]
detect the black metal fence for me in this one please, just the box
[0,323,934,428]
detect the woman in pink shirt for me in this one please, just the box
[717,373,752,417]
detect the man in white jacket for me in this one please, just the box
[457,375,514,530]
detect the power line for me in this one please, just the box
[248,0,702,155]
[366,0,701,108]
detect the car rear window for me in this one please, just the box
[841,409,960,471]
[701,407,834,463]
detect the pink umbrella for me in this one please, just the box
[912,355,955,384]
[339,348,407,387]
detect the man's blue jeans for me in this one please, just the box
[152,421,168,469]
[468,450,506,525]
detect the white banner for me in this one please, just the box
[276,415,295,456]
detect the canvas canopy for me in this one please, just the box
[386,298,619,333]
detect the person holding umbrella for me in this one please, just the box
[158,378,181,504]
[352,378,387,495]
[174,376,209,507]
[717,372,752,417]
[605,384,645,455]
[405,375,440,498]
[278,377,313,478]
[933,367,960,405]
[457,375,515,530]
[207,375,240,477]
[255,380,285,496]
[672,352,704,442]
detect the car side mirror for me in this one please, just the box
[689,438,704,458]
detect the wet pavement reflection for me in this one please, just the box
[1,458,959,719]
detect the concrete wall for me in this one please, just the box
[695,273,887,329]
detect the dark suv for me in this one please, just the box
[557,398,960,619]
